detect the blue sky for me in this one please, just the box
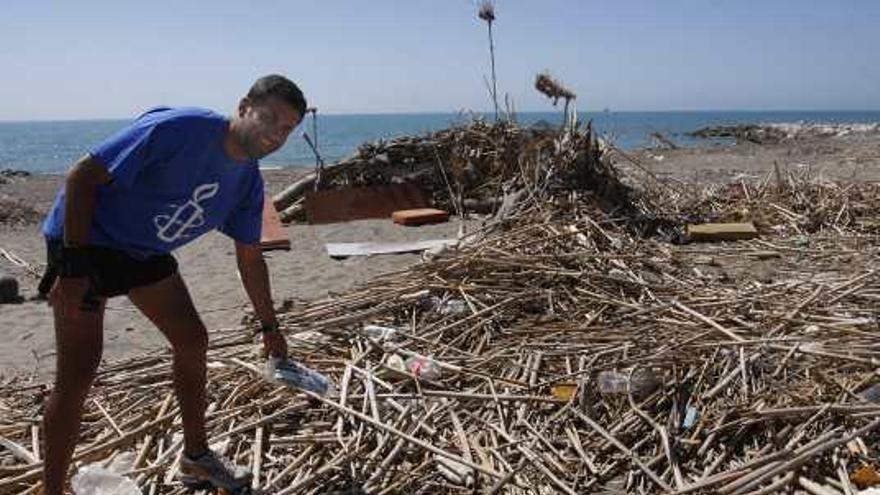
[1,1,878,120]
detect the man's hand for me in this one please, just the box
[261,326,288,358]
[236,241,286,357]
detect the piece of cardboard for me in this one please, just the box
[326,239,457,258]
[260,195,291,251]
[392,208,450,226]
[687,222,758,242]
[305,183,428,224]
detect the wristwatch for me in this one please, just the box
[257,322,280,335]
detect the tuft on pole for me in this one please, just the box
[478,1,500,122]
[535,72,577,129]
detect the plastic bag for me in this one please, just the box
[71,464,139,495]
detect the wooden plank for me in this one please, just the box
[326,239,457,258]
[260,195,291,251]
[305,184,428,224]
[392,208,450,226]
[687,222,758,242]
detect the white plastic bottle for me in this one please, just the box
[266,357,333,396]
[405,356,442,380]
[597,371,630,394]
[597,369,659,396]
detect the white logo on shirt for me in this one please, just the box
[154,182,220,243]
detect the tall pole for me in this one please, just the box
[479,2,499,122]
[311,108,318,168]
[305,107,323,191]
[488,20,499,122]
[563,98,570,130]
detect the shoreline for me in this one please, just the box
[3,116,879,175]
[5,121,879,177]
[4,108,880,123]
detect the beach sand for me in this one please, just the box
[0,169,473,379]
[626,130,880,183]
[1,131,879,380]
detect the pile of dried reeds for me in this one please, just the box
[4,125,880,494]
[272,120,635,223]
[638,160,880,237]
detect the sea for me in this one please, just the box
[1,110,879,174]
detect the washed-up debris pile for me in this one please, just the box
[4,123,880,494]
[0,170,40,226]
[0,169,31,185]
[272,119,651,225]
[0,195,42,226]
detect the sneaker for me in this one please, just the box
[179,449,252,492]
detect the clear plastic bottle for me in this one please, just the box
[860,384,880,403]
[405,356,442,380]
[266,357,333,396]
[423,296,469,316]
[597,371,630,394]
[439,299,469,316]
[363,324,400,342]
[385,354,406,372]
[597,369,659,396]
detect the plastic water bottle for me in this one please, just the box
[385,354,406,372]
[439,299,469,316]
[597,369,659,396]
[363,325,401,342]
[423,296,469,316]
[597,371,630,394]
[860,384,880,403]
[71,464,139,495]
[266,358,333,396]
[405,356,442,380]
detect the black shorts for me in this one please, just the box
[39,239,178,299]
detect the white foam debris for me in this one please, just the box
[767,122,880,139]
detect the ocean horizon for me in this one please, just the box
[2,110,879,174]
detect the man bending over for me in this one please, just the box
[40,74,305,494]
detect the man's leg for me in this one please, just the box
[127,273,209,456]
[43,280,105,495]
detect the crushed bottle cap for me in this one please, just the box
[551,382,577,401]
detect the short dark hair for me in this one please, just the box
[247,74,307,117]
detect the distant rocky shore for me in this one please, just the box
[690,122,880,145]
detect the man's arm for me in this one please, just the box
[65,155,113,247]
[235,241,288,358]
[49,155,112,310]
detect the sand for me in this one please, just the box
[0,169,473,379]
[626,130,880,183]
[1,130,879,380]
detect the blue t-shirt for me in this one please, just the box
[43,107,264,258]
